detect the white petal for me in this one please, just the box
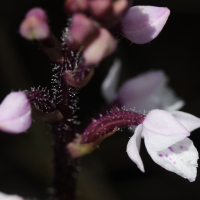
[170,111,200,132]
[145,138,198,182]
[0,192,24,200]
[127,124,145,172]
[101,59,121,103]
[144,109,190,136]
[143,127,186,151]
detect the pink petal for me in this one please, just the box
[127,124,145,172]
[121,6,170,44]
[25,7,48,22]
[70,13,98,49]
[117,70,183,112]
[0,92,32,134]
[101,59,121,103]
[83,28,117,65]
[118,70,166,110]
[145,138,198,182]
[170,111,200,132]
[19,8,50,40]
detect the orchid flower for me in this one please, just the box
[127,109,199,182]
[0,192,23,200]
[101,59,184,112]
[0,92,32,134]
[120,6,170,44]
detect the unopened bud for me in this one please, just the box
[0,92,32,134]
[112,0,129,17]
[121,6,170,44]
[19,8,50,40]
[89,0,112,18]
[69,13,98,49]
[64,0,88,14]
[83,28,117,65]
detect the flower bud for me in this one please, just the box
[19,8,50,40]
[69,13,98,49]
[121,6,170,44]
[83,28,117,65]
[112,0,129,17]
[89,0,112,18]
[0,92,32,134]
[64,0,88,14]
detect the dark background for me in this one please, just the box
[0,0,200,200]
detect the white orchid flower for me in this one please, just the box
[127,109,200,182]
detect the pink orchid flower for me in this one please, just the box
[0,92,32,134]
[127,109,199,182]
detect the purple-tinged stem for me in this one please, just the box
[50,28,83,200]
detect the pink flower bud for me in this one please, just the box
[89,0,129,25]
[112,0,129,16]
[19,8,50,40]
[89,0,112,18]
[64,0,88,14]
[83,28,117,65]
[0,92,32,134]
[25,7,48,21]
[69,13,98,49]
[121,6,170,44]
